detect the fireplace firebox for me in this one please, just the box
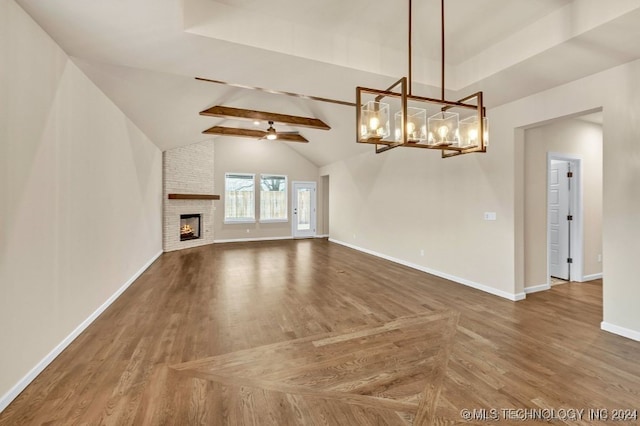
[180,214,201,241]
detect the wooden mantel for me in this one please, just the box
[168,194,220,200]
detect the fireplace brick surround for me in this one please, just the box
[163,141,215,251]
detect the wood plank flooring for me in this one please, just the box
[1,239,639,425]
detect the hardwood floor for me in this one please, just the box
[1,239,639,425]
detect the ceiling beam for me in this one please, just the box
[195,77,356,108]
[202,126,309,143]
[199,106,330,130]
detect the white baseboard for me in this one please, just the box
[0,250,163,414]
[213,236,328,244]
[525,283,551,294]
[329,239,524,301]
[163,241,214,252]
[214,236,293,244]
[601,321,640,342]
[583,273,603,281]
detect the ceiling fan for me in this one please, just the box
[263,121,301,140]
[203,121,309,143]
[200,105,331,143]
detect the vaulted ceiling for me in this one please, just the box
[16,0,640,166]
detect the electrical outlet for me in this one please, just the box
[598,254,602,262]
[420,249,425,256]
[246,229,250,233]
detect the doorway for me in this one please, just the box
[292,181,316,238]
[522,113,603,293]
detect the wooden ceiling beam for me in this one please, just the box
[202,126,309,143]
[199,106,330,130]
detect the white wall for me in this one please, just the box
[213,137,321,241]
[323,59,640,340]
[0,0,163,409]
[321,175,330,236]
[507,63,640,340]
[321,143,514,299]
[524,119,603,288]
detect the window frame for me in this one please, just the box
[259,174,288,223]
[224,172,256,224]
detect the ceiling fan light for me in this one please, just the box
[265,121,278,140]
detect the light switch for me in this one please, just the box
[484,212,497,221]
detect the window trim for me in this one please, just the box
[224,172,256,224]
[259,174,288,223]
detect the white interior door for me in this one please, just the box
[548,160,570,280]
[292,182,316,238]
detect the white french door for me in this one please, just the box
[292,182,316,238]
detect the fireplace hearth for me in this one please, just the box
[180,214,201,241]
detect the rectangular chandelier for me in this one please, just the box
[355,0,488,159]
[356,78,487,158]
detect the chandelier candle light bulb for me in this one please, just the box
[369,116,380,131]
[427,111,459,146]
[360,100,390,140]
[407,121,415,136]
[394,107,427,143]
[438,125,449,141]
[459,115,488,148]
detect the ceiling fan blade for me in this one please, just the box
[202,126,266,138]
[275,133,308,143]
[199,106,330,130]
[202,126,308,143]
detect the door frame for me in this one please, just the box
[291,181,317,239]
[547,152,584,283]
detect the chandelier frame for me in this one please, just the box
[355,0,488,159]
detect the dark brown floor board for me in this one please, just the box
[1,239,637,425]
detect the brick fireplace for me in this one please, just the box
[163,141,216,252]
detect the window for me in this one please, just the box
[225,173,255,223]
[260,174,287,222]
